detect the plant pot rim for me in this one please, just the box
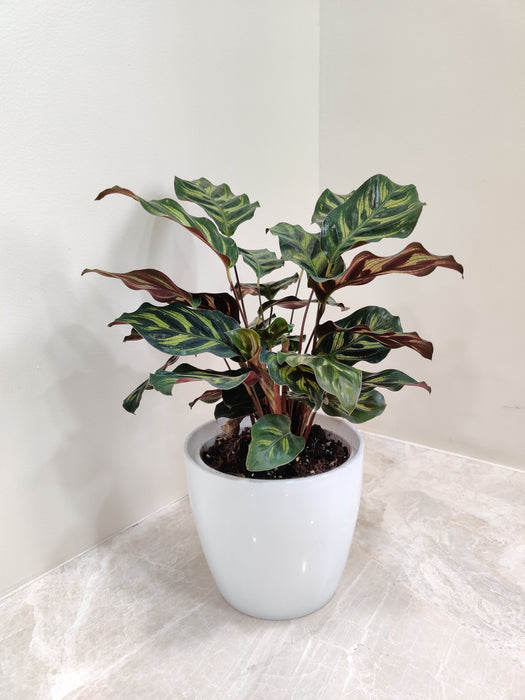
[184,414,364,486]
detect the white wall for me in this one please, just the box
[320,0,525,469]
[0,0,320,597]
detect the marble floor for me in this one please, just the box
[1,434,524,699]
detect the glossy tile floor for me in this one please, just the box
[1,434,524,699]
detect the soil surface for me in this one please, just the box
[200,424,350,480]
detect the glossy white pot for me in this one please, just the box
[184,414,364,620]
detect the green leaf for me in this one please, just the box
[241,273,299,301]
[174,176,259,237]
[214,384,256,420]
[226,328,261,360]
[122,379,151,414]
[320,174,424,264]
[316,318,433,361]
[246,414,305,472]
[315,306,403,365]
[362,369,431,393]
[239,248,284,278]
[278,352,362,413]
[149,364,249,395]
[269,222,345,280]
[311,188,353,227]
[310,242,464,300]
[323,390,386,423]
[265,351,324,410]
[258,317,293,348]
[95,186,238,267]
[111,301,240,358]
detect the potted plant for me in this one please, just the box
[84,174,463,619]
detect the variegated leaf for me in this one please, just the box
[317,319,433,360]
[239,248,284,278]
[174,176,259,237]
[278,352,362,413]
[111,301,240,358]
[246,414,305,472]
[241,273,299,301]
[122,379,152,414]
[311,188,353,227]
[258,317,293,347]
[95,186,238,267]
[320,174,424,264]
[315,306,403,365]
[265,351,323,409]
[362,369,431,393]
[311,242,464,299]
[226,328,261,360]
[269,222,344,281]
[150,364,249,395]
[323,390,386,423]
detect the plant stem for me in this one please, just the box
[289,270,303,326]
[298,288,315,354]
[227,267,249,327]
[304,299,326,354]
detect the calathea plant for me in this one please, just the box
[84,174,463,472]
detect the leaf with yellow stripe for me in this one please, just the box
[111,301,240,358]
[239,247,284,278]
[95,186,238,267]
[278,352,362,413]
[311,188,354,227]
[150,364,249,395]
[174,176,259,237]
[246,414,305,472]
[320,174,424,265]
[323,390,386,424]
[268,222,344,281]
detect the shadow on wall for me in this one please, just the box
[29,210,200,574]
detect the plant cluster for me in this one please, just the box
[84,174,463,471]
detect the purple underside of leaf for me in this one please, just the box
[310,242,464,298]
[316,321,433,360]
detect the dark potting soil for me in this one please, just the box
[200,424,350,480]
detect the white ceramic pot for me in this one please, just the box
[184,414,364,620]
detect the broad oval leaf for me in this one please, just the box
[278,352,362,414]
[269,222,344,280]
[265,351,324,410]
[239,248,284,278]
[246,414,305,472]
[111,301,240,358]
[311,188,354,227]
[174,176,259,237]
[323,390,386,424]
[320,174,424,263]
[96,186,238,267]
[150,364,249,395]
[226,328,261,360]
[315,306,403,365]
[362,369,431,393]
